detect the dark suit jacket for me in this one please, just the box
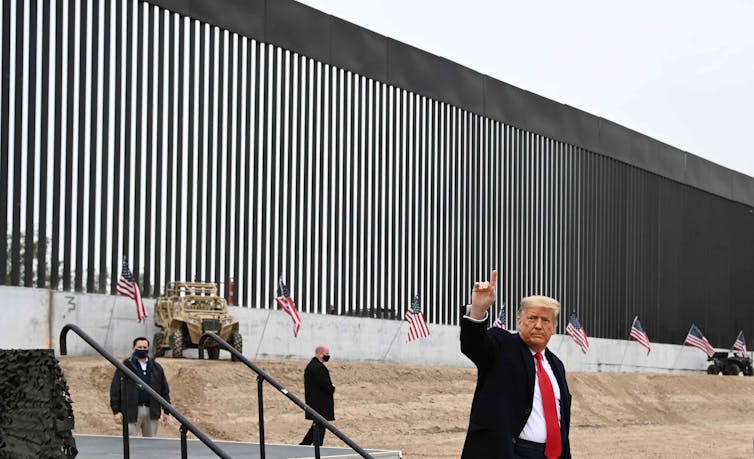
[304,357,335,420]
[109,357,171,423]
[460,317,571,459]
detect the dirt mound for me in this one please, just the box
[59,356,754,458]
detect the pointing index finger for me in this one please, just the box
[490,270,498,289]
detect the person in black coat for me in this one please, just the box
[299,345,335,446]
[461,270,571,459]
[109,337,171,437]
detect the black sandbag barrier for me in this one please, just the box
[0,349,77,458]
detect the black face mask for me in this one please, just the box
[133,349,149,359]
[322,355,331,362]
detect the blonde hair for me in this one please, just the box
[517,295,560,318]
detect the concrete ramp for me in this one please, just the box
[74,434,401,459]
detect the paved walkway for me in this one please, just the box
[73,434,401,459]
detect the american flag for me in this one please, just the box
[629,316,651,355]
[733,330,748,355]
[117,260,147,323]
[275,278,302,337]
[405,295,430,342]
[492,303,507,329]
[565,312,589,354]
[684,324,715,357]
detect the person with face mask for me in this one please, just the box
[109,337,171,437]
[299,345,335,446]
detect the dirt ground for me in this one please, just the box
[59,356,754,458]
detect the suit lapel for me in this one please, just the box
[517,335,536,399]
[544,348,567,400]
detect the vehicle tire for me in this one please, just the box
[744,365,754,376]
[170,329,184,359]
[230,332,243,362]
[707,364,720,375]
[723,363,740,375]
[207,347,220,360]
[152,331,165,358]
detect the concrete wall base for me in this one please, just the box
[0,286,717,373]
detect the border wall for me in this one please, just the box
[0,286,718,374]
[2,0,754,348]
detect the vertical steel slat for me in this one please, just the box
[9,0,22,286]
[257,42,268,304]
[290,49,302,309]
[98,0,111,293]
[276,48,287,300]
[152,6,165,295]
[330,64,339,314]
[215,27,226,289]
[205,25,216,283]
[38,0,51,288]
[375,81,384,317]
[267,46,283,300]
[143,4,154,296]
[248,40,261,307]
[345,71,355,315]
[367,78,375,317]
[354,74,364,314]
[131,0,143,289]
[232,35,244,304]
[62,0,75,290]
[240,37,253,306]
[194,22,206,281]
[85,0,98,292]
[163,10,175,291]
[222,33,236,300]
[396,88,404,318]
[74,0,87,292]
[122,0,134,275]
[318,62,327,315]
[390,83,397,317]
[24,0,37,288]
[109,0,124,295]
[174,13,185,281]
[184,17,195,280]
[0,0,11,285]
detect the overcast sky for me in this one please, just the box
[297,0,754,179]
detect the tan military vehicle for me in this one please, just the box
[152,281,242,360]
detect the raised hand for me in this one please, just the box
[470,270,497,320]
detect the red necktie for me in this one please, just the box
[535,352,562,459]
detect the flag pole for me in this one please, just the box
[620,316,637,371]
[254,309,272,359]
[619,340,630,372]
[381,322,403,362]
[671,345,684,371]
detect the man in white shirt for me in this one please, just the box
[460,270,571,459]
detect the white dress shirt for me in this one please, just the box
[518,348,561,443]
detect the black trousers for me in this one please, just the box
[300,422,325,446]
[514,444,547,459]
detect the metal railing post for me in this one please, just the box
[258,375,266,459]
[120,377,130,458]
[313,422,322,459]
[180,425,188,459]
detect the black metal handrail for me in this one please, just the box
[199,332,374,459]
[59,324,231,459]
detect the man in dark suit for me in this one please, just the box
[461,270,571,459]
[300,345,335,446]
[109,337,171,437]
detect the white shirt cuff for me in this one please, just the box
[463,305,488,323]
